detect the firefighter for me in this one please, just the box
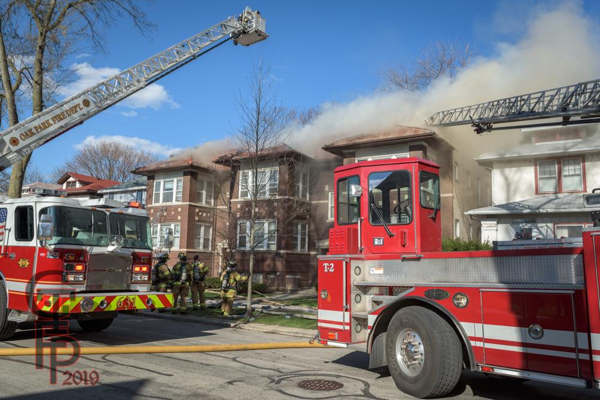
[190,255,209,310]
[171,252,190,314]
[152,252,172,312]
[219,260,249,317]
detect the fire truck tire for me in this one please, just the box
[0,281,17,341]
[77,317,114,332]
[386,306,462,399]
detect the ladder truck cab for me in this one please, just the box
[318,157,600,398]
[0,191,173,340]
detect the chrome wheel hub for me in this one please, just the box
[396,328,425,376]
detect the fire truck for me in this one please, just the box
[317,80,600,398]
[0,7,267,340]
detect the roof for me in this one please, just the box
[133,157,211,175]
[467,193,600,216]
[322,126,445,157]
[213,144,314,166]
[64,179,121,195]
[476,136,600,164]
[334,157,439,174]
[97,177,147,194]
[57,172,99,185]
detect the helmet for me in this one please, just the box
[193,255,200,261]
[155,251,169,262]
[228,260,237,269]
[178,252,187,260]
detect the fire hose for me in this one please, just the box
[0,341,328,357]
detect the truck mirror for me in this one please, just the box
[163,228,174,250]
[38,214,54,241]
[350,184,363,198]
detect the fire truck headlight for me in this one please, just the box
[320,289,328,300]
[80,297,94,313]
[132,274,149,282]
[453,293,469,308]
[65,273,85,282]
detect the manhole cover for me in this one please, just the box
[297,379,344,391]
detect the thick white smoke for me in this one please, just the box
[186,3,600,163]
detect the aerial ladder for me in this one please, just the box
[0,7,267,170]
[426,78,600,133]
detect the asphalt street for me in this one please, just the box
[0,314,596,399]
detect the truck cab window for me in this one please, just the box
[369,170,412,225]
[419,171,440,209]
[337,176,360,224]
[15,206,34,241]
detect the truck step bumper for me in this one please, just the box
[35,292,174,314]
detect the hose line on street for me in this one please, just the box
[0,341,329,357]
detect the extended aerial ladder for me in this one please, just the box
[426,78,600,133]
[0,7,267,170]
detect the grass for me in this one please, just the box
[250,313,317,330]
[279,297,318,308]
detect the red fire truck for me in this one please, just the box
[0,193,172,339]
[317,156,600,398]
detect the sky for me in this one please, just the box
[22,0,600,179]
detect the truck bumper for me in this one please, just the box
[35,292,174,314]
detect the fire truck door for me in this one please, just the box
[523,292,578,377]
[317,258,349,341]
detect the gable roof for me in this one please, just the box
[133,157,212,175]
[57,172,99,185]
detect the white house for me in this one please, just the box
[467,125,600,242]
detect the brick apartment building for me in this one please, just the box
[134,126,490,289]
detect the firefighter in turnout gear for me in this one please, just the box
[219,260,248,316]
[171,252,191,313]
[190,255,209,310]
[152,252,172,312]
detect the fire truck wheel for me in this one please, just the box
[386,306,462,399]
[0,281,17,341]
[77,317,114,332]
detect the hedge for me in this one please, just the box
[442,238,493,252]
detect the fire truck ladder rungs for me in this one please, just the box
[425,78,600,133]
[0,7,267,171]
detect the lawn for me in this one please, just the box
[280,297,318,308]
[251,313,317,330]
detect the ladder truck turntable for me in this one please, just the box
[0,8,267,340]
[317,81,600,398]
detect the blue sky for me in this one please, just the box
[27,0,600,178]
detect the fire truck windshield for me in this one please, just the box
[109,213,152,250]
[369,170,412,225]
[40,206,109,246]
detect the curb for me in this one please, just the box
[136,311,316,339]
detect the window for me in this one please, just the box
[292,222,309,252]
[66,181,76,189]
[151,223,180,249]
[419,171,439,209]
[109,213,152,250]
[555,224,584,239]
[153,178,183,204]
[39,207,108,246]
[15,206,34,241]
[197,179,214,206]
[337,176,360,225]
[328,191,334,221]
[252,273,264,283]
[237,220,277,250]
[238,168,278,199]
[562,158,583,192]
[454,219,460,239]
[369,170,412,225]
[537,160,558,193]
[194,224,212,250]
[454,163,459,182]
[295,168,309,200]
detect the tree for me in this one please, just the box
[51,139,157,182]
[0,0,154,198]
[382,39,473,92]
[0,163,47,194]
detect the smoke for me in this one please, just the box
[185,3,600,163]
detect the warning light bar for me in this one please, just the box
[123,201,144,209]
[32,188,67,197]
